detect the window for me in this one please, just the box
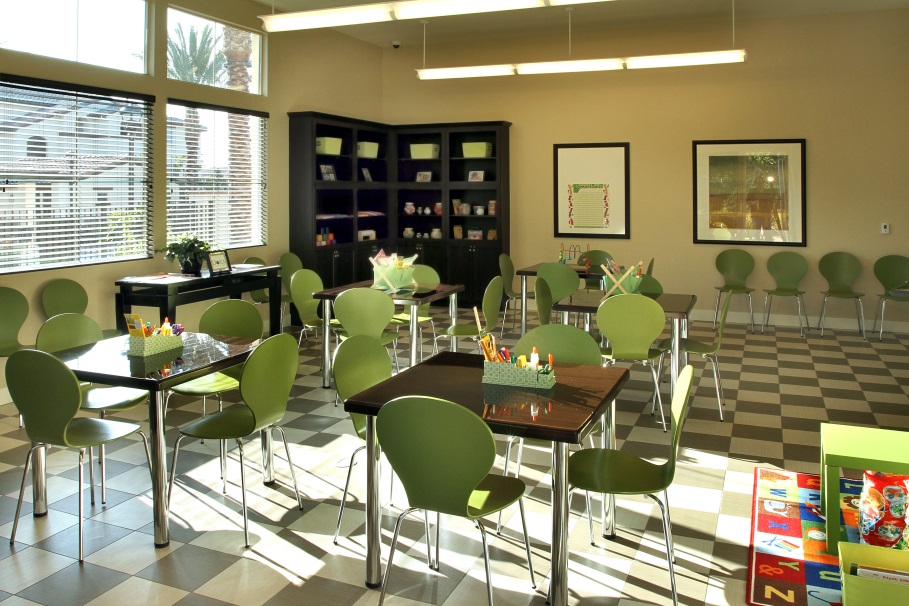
[167,8,262,95]
[166,101,267,250]
[0,0,147,74]
[0,75,154,274]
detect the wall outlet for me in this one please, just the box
[881,222,890,235]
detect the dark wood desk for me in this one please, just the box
[346,351,629,606]
[115,265,282,336]
[45,333,259,547]
[313,280,464,388]
[554,290,697,396]
[516,263,589,335]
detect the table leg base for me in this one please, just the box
[155,540,170,548]
[365,581,382,589]
[263,480,277,487]
[32,511,48,518]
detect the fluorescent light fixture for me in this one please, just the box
[416,64,516,80]
[261,3,392,32]
[515,57,624,75]
[395,0,544,20]
[625,49,746,69]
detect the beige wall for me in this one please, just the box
[378,9,909,329]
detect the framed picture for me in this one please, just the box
[361,167,372,182]
[205,250,232,276]
[415,171,432,182]
[553,143,630,238]
[319,164,336,181]
[693,139,806,246]
[468,170,485,182]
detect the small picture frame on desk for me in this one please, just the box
[415,171,432,182]
[361,167,372,182]
[468,170,485,182]
[205,250,232,276]
[320,164,336,181]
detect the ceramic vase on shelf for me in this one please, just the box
[403,202,416,215]
[434,202,443,215]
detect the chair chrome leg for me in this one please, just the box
[379,507,418,606]
[237,439,249,548]
[585,490,595,545]
[334,445,365,544]
[497,436,516,534]
[501,299,510,338]
[874,297,885,340]
[648,364,667,431]
[713,290,722,329]
[648,493,678,606]
[434,511,441,573]
[88,446,95,506]
[167,435,186,507]
[818,296,829,335]
[517,498,536,588]
[137,431,153,482]
[11,444,40,546]
[796,294,809,337]
[856,298,866,339]
[747,293,754,333]
[424,510,434,569]
[78,448,85,561]
[475,520,495,606]
[761,294,772,334]
[274,425,304,510]
[706,354,725,421]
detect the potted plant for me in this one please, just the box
[159,234,211,276]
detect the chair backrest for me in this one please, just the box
[537,262,581,303]
[0,287,29,355]
[577,249,613,268]
[279,252,304,292]
[36,313,104,353]
[412,264,441,289]
[514,324,602,365]
[595,294,666,359]
[645,257,655,276]
[377,395,495,517]
[481,275,504,331]
[333,335,393,440]
[244,256,270,303]
[715,249,755,289]
[41,278,89,318]
[199,299,264,340]
[534,277,552,326]
[663,365,695,485]
[637,274,664,296]
[239,333,298,431]
[6,349,83,446]
[766,251,808,292]
[289,268,325,325]
[818,251,861,292]
[334,287,395,338]
[873,254,909,291]
[498,253,519,298]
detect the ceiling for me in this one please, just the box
[250,0,909,47]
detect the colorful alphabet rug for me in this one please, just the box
[747,468,862,606]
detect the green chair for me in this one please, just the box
[434,276,503,354]
[41,278,88,318]
[36,313,149,502]
[7,349,151,561]
[762,251,810,336]
[279,251,304,294]
[289,268,327,347]
[377,395,535,606]
[330,335,393,544]
[245,255,294,332]
[567,365,695,606]
[872,254,909,340]
[818,251,866,338]
[577,249,613,288]
[638,274,664,296]
[646,257,655,276]
[499,253,523,337]
[333,287,400,371]
[390,264,440,356]
[714,248,755,332]
[662,294,730,421]
[596,294,669,431]
[534,277,552,326]
[0,286,29,357]
[168,333,303,548]
[537,262,581,310]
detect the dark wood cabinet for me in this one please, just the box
[289,112,509,306]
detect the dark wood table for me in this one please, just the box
[43,332,259,547]
[516,262,592,335]
[115,265,282,336]
[553,289,697,396]
[313,280,465,388]
[346,351,629,606]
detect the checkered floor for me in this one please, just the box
[0,309,907,606]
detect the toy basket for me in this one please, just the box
[372,266,415,291]
[602,264,642,297]
[128,334,184,357]
[482,361,556,389]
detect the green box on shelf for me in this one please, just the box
[409,143,440,159]
[315,137,342,155]
[357,141,379,158]
[128,334,184,357]
[839,542,909,604]
[482,361,556,389]
[372,266,415,290]
[462,142,493,158]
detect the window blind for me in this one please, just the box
[166,100,267,250]
[0,75,154,273]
